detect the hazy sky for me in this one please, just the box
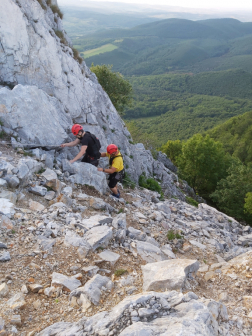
[61,0,252,10]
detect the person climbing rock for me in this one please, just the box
[98,144,124,198]
[61,124,101,166]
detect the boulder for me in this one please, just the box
[64,231,91,250]
[17,158,44,185]
[10,315,22,327]
[112,213,127,243]
[4,175,19,188]
[0,190,17,205]
[238,234,252,246]
[68,162,108,194]
[0,178,7,188]
[98,250,120,266]
[37,290,226,336]
[0,215,14,230]
[156,202,171,217]
[29,186,47,197]
[29,200,45,212]
[28,284,43,293]
[42,168,62,193]
[127,227,146,241]
[7,293,26,309]
[189,240,206,250]
[81,215,112,230]
[0,251,11,262]
[85,225,113,250]
[161,245,176,259]
[51,272,81,292]
[70,274,112,305]
[82,266,99,277]
[136,241,166,263]
[141,259,199,291]
[0,242,8,249]
[0,283,9,297]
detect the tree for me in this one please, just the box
[160,140,182,166]
[244,192,252,215]
[90,64,132,115]
[177,134,230,196]
[211,161,252,223]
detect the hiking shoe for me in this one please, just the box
[112,192,120,199]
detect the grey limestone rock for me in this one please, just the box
[112,213,127,243]
[136,241,166,263]
[51,272,81,292]
[81,215,112,230]
[4,175,19,188]
[157,151,177,173]
[85,225,113,250]
[127,227,146,241]
[0,283,9,297]
[142,259,199,291]
[237,233,252,246]
[0,85,70,146]
[0,178,7,188]
[29,185,47,197]
[0,251,11,262]
[0,198,15,217]
[38,290,227,336]
[7,293,26,310]
[156,202,171,217]
[161,245,176,259]
[0,242,8,249]
[189,240,206,250]
[70,274,112,305]
[17,158,44,185]
[68,162,108,194]
[64,231,91,250]
[0,190,17,205]
[98,250,120,266]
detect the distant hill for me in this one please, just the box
[206,111,252,164]
[64,16,252,148]
[79,18,252,76]
[62,6,159,38]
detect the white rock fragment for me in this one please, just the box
[98,250,120,266]
[29,200,45,212]
[142,259,199,291]
[0,283,9,297]
[51,272,81,292]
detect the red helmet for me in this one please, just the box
[107,144,118,155]
[72,124,83,136]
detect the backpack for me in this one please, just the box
[85,131,101,159]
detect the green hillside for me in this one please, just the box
[67,16,252,149]
[78,18,252,75]
[206,111,252,164]
[122,70,252,147]
[126,95,252,148]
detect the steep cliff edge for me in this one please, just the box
[0,0,186,199]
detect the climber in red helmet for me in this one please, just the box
[97,144,124,198]
[61,124,101,166]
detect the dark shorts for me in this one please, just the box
[81,154,99,167]
[108,172,120,188]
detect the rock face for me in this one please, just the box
[0,0,184,199]
[37,290,228,336]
